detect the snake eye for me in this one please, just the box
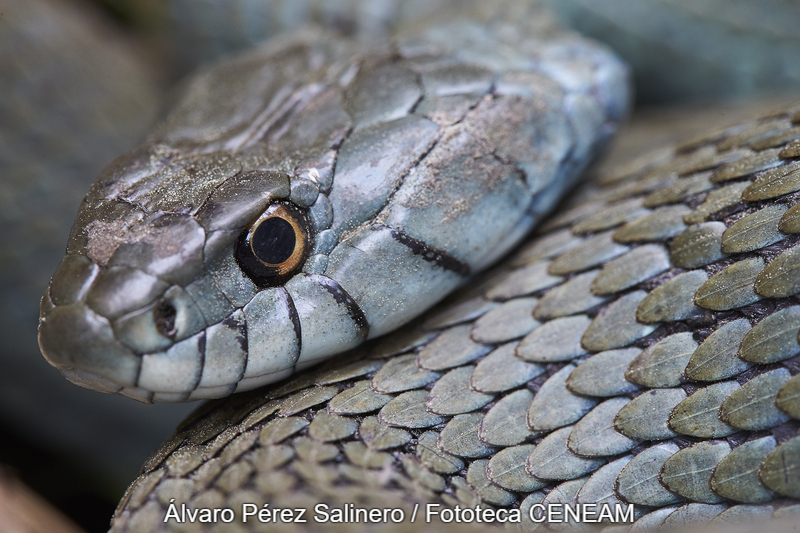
[235,202,311,286]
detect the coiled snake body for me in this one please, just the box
[31,0,800,530]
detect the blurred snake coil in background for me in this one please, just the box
[3,0,800,531]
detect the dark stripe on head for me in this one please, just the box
[222,313,248,353]
[223,311,249,384]
[305,274,370,339]
[278,286,302,353]
[192,331,206,391]
[132,357,143,391]
[371,224,471,277]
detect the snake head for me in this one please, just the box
[38,21,630,402]
[38,141,342,402]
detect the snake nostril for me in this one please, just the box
[154,301,178,339]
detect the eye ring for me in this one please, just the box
[234,202,311,286]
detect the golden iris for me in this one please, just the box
[235,203,310,286]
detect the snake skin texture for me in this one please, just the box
[38,2,629,402]
[110,106,800,531]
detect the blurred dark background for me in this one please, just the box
[1,0,799,530]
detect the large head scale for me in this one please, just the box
[38,17,629,402]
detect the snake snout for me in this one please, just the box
[38,249,307,402]
[38,253,211,401]
[38,269,142,396]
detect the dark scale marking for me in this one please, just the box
[221,313,249,354]
[306,273,370,339]
[371,223,471,277]
[193,331,207,391]
[132,355,144,392]
[222,312,249,384]
[279,286,302,353]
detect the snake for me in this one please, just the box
[27,0,800,530]
[38,0,628,402]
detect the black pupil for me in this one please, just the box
[252,217,296,265]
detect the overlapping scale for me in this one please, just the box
[670,221,728,268]
[114,102,800,532]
